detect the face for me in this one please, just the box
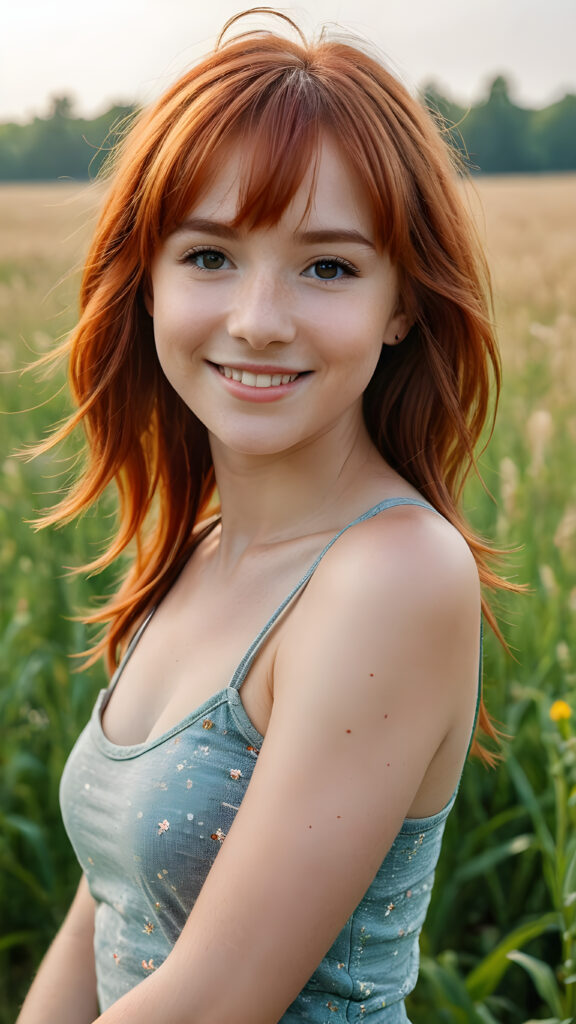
[147,133,408,458]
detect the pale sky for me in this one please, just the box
[3,0,575,122]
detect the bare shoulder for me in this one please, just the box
[302,502,480,627]
[274,502,480,764]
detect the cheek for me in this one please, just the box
[149,266,206,337]
[324,305,385,367]
[152,295,207,360]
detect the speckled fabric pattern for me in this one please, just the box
[61,687,263,1009]
[59,498,479,1020]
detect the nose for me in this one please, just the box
[226,269,296,349]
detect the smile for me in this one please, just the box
[216,365,301,388]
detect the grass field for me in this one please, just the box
[1,178,575,1023]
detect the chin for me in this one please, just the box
[209,425,307,459]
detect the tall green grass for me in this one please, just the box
[1,180,575,1022]
[408,176,576,1023]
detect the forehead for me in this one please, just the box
[184,133,375,234]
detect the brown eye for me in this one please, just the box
[314,260,340,279]
[304,258,358,281]
[199,251,226,270]
[186,249,228,270]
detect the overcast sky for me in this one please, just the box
[3,0,575,122]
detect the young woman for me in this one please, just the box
[18,10,509,1023]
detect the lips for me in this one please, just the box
[214,364,302,389]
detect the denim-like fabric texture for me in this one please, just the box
[60,499,477,1020]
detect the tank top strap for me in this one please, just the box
[229,497,439,692]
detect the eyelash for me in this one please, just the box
[180,246,360,281]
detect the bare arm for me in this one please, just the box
[92,511,480,1024]
[16,874,99,1024]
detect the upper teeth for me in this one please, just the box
[218,366,299,387]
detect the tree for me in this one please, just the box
[0,99,136,181]
[532,94,576,171]
[463,75,532,173]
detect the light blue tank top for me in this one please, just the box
[59,498,481,1022]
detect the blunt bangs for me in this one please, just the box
[166,73,325,236]
[129,38,412,266]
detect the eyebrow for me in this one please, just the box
[174,217,376,251]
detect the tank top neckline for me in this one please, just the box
[92,495,479,821]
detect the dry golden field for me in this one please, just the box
[471,176,576,396]
[1,175,574,375]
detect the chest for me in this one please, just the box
[100,545,316,747]
[61,695,262,917]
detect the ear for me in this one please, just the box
[382,312,412,347]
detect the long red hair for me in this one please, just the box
[35,11,513,762]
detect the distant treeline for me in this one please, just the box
[424,76,576,174]
[0,96,137,182]
[1,78,575,181]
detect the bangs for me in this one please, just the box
[150,67,326,243]
[229,78,324,230]
[117,31,430,275]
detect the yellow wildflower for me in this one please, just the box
[549,700,572,722]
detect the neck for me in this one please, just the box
[209,414,386,565]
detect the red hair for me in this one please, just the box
[36,11,513,762]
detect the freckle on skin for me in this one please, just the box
[384,714,388,719]
[346,729,352,734]
[369,673,374,677]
